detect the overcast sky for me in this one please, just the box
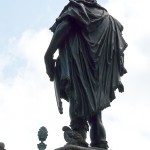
[0,0,150,150]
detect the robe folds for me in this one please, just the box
[50,0,127,118]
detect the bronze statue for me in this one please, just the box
[44,0,127,149]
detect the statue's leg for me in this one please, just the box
[67,97,89,147]
[69,97,89,141]
[88,111,109,149]
[69,104,88,140]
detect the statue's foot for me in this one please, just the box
[66,140,88,147]
[91,141,109,149]
[78,140,88,147]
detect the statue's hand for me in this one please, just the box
[118,81,124,92]
[46,59,55,81]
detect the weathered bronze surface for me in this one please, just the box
[44,0,127,149]
[55,144,107,150]
[37,126,48,150]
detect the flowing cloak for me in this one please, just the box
[50,0,127,117]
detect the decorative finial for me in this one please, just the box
[0,142,6,150]
[37,126,48,150]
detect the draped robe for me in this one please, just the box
[50,0,127,117]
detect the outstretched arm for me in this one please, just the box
[44,19,71,81]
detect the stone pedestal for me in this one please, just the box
[55,145,107,150]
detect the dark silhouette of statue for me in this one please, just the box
[44,0,127,149]
[0,142,6,150]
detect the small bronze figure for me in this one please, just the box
[44,0,127,149]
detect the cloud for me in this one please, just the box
[0,29,70,150]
